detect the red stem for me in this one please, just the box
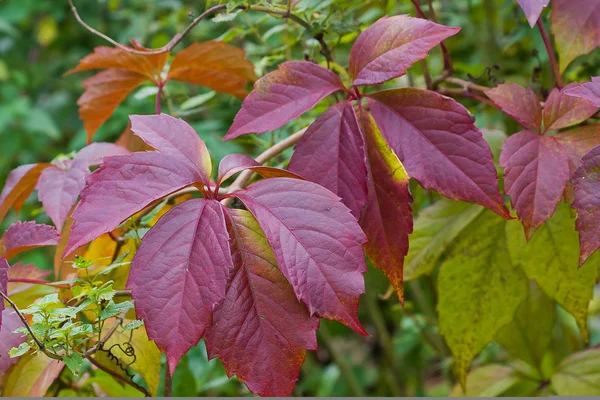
[412,0,453,74]
[8,278,70,289]
[156,82,164,114]
[536,19,563,89]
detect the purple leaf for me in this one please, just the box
[36,162,88,232]
[543,85,598,132]
[0,258,7,330]
[233,178,368,334]
[369,90,510,218]
[573,145,600,264]
[224,62,346,140]
[564,77,600,108]
[216,154,302,188]
[127,199,233,374]
[516,0,550,27]
[288,102,368,219]
[499,130,570,240]
[205,209,319,397]
[0,309,26,372]
[485,83,543,132]
[130,114,212,183]
[2,222,60,260]
[72,142,131,168]
[64,152,201,256]
[349,15,460,86]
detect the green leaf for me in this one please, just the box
[449,364,521,397]
[9,342,31,358]
[140,199,169,225]
[552,348,600,395]
[100,300,134,320]
[123,320,144,331]
[438,210,528,389]
[63,352,83,376]
[507,203,598,342]
[495,281,555,370]
[2,353,64,396]
[404,199,484,281]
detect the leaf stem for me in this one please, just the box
[156,82,164,115]
[8,278,70,288]
[163,366,173,397]
[536,19,563,89]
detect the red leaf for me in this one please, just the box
[551,0,600,72]
[167,41,257,99]
[216,154,302,188]
[573,145,600,264]
[127,199,233,374]
[348,15,459,86]
[129,114,212,182]
[64,152,201,256]
[8,262,51,296]
[0,309,26,372]
[234,178,368,334]
[369,90,510,217]
[205,209,318,397]
[499,131,570,239]
[66,46,167,81]
[516,0,550,27]
[0,258,7,330]
[77,69,147,142]
[485,83,542,132]
[36,162,88,232]
[1,222,60,260]
[0,163,50,222]
[556,125,600,173]
[543,85,598,132]
[564,77,600,107]
[288,102,368,219]
[72,142,131,168]
[358,110,412,302]
[224,62,346,140]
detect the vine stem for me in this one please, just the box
[87,356,150,397]
[8,278,70,289]
[536,18,563,89]
[156,82,164,115]
[163,367,173,397]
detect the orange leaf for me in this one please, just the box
[78,69,147,142]
[167,41,257,99]
[0,163,50,222]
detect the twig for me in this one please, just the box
[163,367,173,397]
[536,19,563,89]
[87,355,150,397]
[83,309,129,357]
[443,76,490,93]
[8,278,70,289]
[220,128,307,207]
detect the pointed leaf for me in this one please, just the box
[2,221,59,259]
[507,203,598,341]
[36,163,88,231]
[224,62,345,139]
[564,76,600,107]
[369,90,510,217]
[555,125,600,173]
[77,69,147,142]
[127,199,233,374]
[234,178,368,334]
[0,258,7,330]
[551,0,600,72]
[65,152,201,256]
[495,282,555,369]
[404,200,484,281]
[66,46,167,81]
[0,163,50,222]
[358,110,412,302]
[543,85,598,132]
[552,348,600,395]
[73,142,132,168]
[484,83,542,132]
[438,210,528,389]
[288,102,368,219]
[0,309,26,372]
[499,130,570,239]
[2,353,64,396]
[205,209,318,397]
[348,15,460,86]
[573,145,600,264]
[516,0,550,27]
[129,114,212,182]
[167,41,257,99]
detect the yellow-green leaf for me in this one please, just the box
[3,353,64,396]
[438,210,528,389]
[507,203,598,342]
[404,200,484,281]
[552,348,600,395]
[450,364,520,397]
